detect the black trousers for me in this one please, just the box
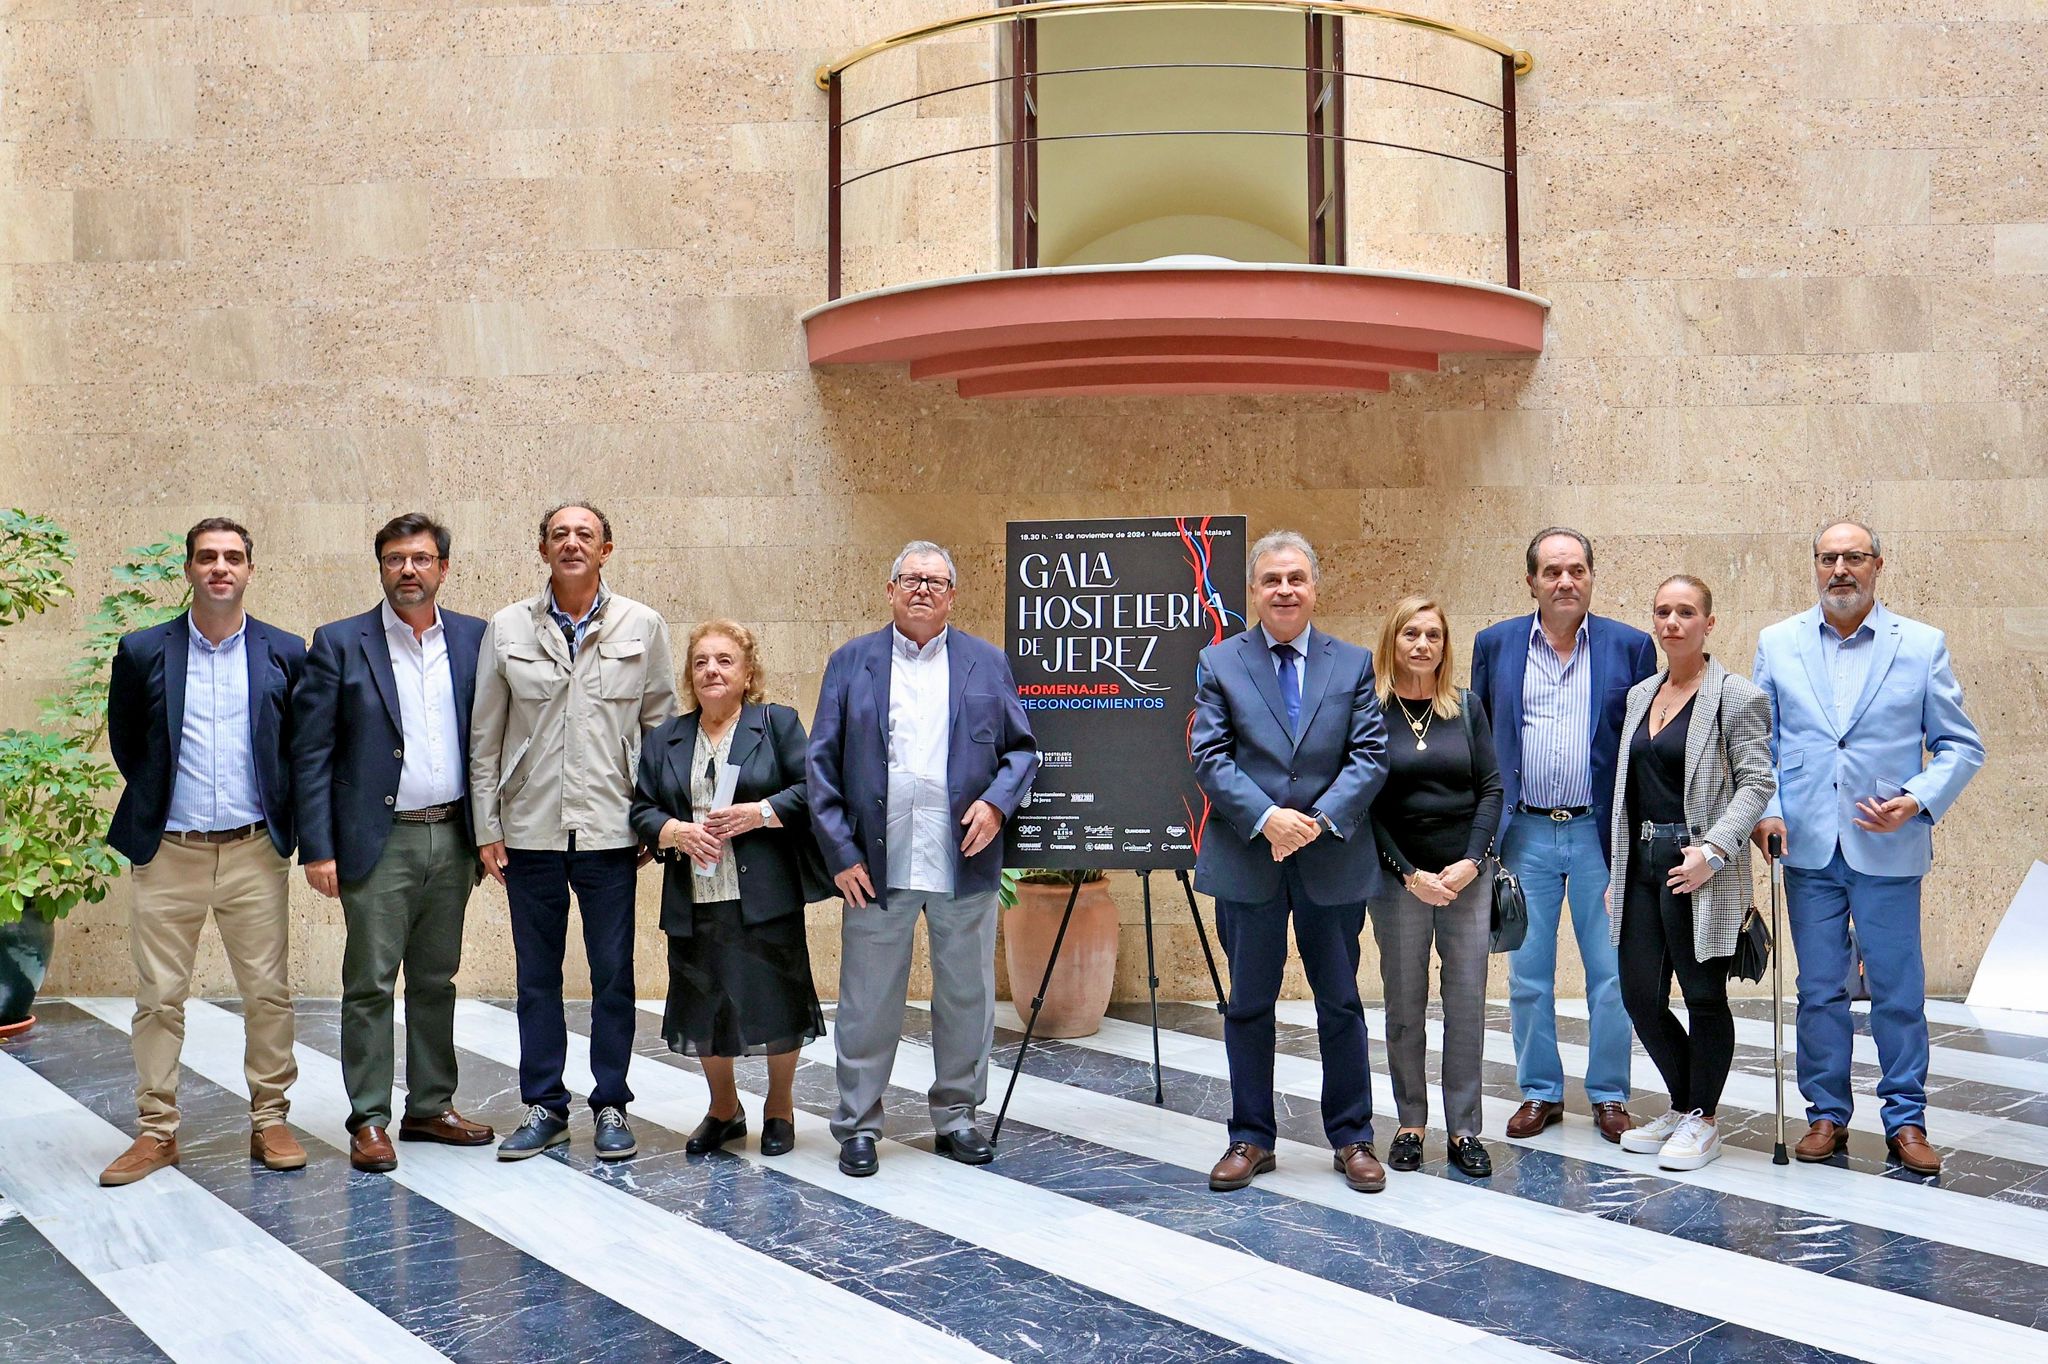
[504,843,639,1114]
[1617,835,1734,1116]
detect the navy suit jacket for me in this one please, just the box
[1190,626,1390,907]
[291,606,487,884]
[807,627,1039,904]
[107,612,306,865]
[1468,611,1657,859]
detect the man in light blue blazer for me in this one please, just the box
[1192,530,1390,1194]
[1752,520,1983,1175]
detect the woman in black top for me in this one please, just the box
[1367,596,1504,1177]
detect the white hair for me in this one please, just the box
[889,539,958,583]
[1247,530,1320,585]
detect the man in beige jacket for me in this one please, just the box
[470,502,676,1161]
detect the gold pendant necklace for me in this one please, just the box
[1399,696,1433,750]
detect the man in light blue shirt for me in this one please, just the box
[165,618,265,835]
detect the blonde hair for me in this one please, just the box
[1374,595,1462,719]
[679,619,766,711]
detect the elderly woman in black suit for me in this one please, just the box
[631,619,824,1156]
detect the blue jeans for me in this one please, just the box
[503,844,639,1114]
[1502,811,1631,1104]
[1784,847,1928,1134]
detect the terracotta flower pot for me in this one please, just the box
[1003,877,1118,1038]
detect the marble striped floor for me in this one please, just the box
[2,997,2044,1364]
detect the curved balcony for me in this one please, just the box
[805,0,1546,399]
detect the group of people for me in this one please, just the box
[89,506,1982,1200]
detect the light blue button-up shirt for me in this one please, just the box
[1820,607,1879,729]
[1520,615,1593,809]
[165,615,265,833]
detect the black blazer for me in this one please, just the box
[630,702,823,936]
[107,612,306,865]
[291,605,488,884]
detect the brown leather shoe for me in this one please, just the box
[251,1124,308,1171]
[1505,1100,1564,1139]
[1886,1125,1941,1175]
[99,1134,178,1187]
[350,1125,398,1173]
[1592,1102,1633,1144]
[399,1109,495,1146]
[1208,1141,1275,1191]
[1334,1142,1387,1193]
[1795,1119,1850,1162]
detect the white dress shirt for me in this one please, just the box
[886,627,954,894]
[382,601,464,811]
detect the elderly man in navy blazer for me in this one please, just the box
[1470,527,1656,1144]
[1191,530,1390,1194]
[293,513,495,1173]
[808,540,1038,1178]
[100,517,308,1187]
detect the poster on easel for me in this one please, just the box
[1003,515,1247,871]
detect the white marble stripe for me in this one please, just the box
[67,998,999,1364]
[1878,998,2048,1041]
[1553,998,2048,1094]
[0,1050,448,1364]
[899,1012,2042,1364]
[1268,1000,2048,1167]
[1014,1006,2048,1269]
[526,1000,1553,1364]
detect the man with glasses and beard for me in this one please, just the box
[807,540,1038,1177]
[1751,520,1983,1174]
[293,513,494,1173]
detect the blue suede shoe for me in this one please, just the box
[497,1105,570,1161]
[594,1106,637,1161]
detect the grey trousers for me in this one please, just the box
[831,887,998,1142]
[339,819,478,1131]
[1368,865,1492,1137]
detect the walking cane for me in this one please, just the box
[1768,832,1789,1166]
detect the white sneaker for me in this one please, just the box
[1620,1109,1684,1154]
[1657,1111,1721,1170]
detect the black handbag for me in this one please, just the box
[1731,904,1771,983]
[1457,691,1527,953]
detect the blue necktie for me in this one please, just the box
[1272,642,1300,736]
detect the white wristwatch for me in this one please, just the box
[759,800,776,827]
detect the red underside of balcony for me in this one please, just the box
[803,265,1547,398]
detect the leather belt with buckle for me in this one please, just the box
[1638,820,1692,844]
[166,821,266,846]
[1518,802,1589,823]
[394,801,461,825]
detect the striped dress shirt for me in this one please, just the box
[1519,616,1593,809]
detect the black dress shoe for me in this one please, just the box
[1387,1131,1425,1172]
[1449,1136,1494,1178]
[685,1111,747,1155]
[760,1118,796,1157]
[839,1135,879,1177]
[934,1126,995,1165]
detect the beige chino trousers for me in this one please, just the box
[128,832,296,1137]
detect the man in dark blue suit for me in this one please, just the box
[1191,530,1390,1194]
[293,513,494,1173]
[808,540,1038,1177]
[100,517,308,1187]
[1469,527,1656,1143]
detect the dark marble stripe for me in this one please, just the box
[0,1205,169,1364]
[15,1003,716,1364]
[1082,1005,2048,1332]
[1726,998,2048,1063]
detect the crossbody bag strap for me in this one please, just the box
[1461,688,1495,864]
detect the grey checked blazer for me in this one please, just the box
[1607,657,1776,962]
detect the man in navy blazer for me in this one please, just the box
[293,513,495,1173]
[808,540,1038,1177]
[100,518,308,1187]
[1469,527,1655,1144]
[1191,531,1390,1194]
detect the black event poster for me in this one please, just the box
[1004,516,1247,871]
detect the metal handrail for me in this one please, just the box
[814,0,1534,90]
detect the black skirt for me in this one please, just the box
[663,898,824,1059]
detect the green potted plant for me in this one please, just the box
[999,867,1117,1037]
[0,512,186,1037]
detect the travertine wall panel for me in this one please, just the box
[3,0,2043,1006]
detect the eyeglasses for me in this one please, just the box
[1814,551,1876,569]
[380,552,443,571]
[893,574,954,594]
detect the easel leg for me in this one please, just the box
[1177,868,1228,1012]
[991,877,1082,1145]
[1141,870,1164,1104]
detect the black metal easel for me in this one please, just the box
[991,866,1228,1143]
